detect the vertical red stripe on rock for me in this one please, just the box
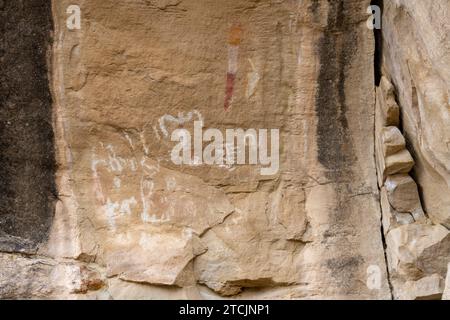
[224,72,236,111]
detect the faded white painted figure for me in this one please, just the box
[170,121,280,175]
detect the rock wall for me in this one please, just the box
[381,0,450,228]
[377,0,450,300]
[375,76,449,300]
[0,0,56,253]
[40,0,390,299]
[0,0,448,300]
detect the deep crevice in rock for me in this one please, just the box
[371,0,393,299]
[371,0,383,86]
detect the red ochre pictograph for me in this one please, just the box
[224,24,242,112]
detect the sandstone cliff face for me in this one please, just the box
[381,0,450,228]
[377,0,450,300]
[0,0,448,300]
[44,0,390,299]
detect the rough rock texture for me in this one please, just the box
[0,252,105,299]
[375,78,414,186]
[386,223,450,300]
[0,0,56,253]
[1,0,449,300]
[444,264,450,300]
[397,274,445,301]
[378,0,450,300]
[375,75,448,300]
[381,0,450,227]
[381,187,414,236]
[384,174,424,218]
[24,0,390,299]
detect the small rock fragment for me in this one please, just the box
[381,187,414,235]
[381,126,406,157]
[385,174,422,214]
[397,274,444,300]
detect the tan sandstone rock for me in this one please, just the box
[379,3,450,298]
[382,0,450,227]
[0,253,105,299]
[384,174,424,218]
[384,151,415,177]
[376,146,415,186]
[374,84,414,186]
[3,0,450,301]
[386,223,450,281]
[396,274,444,300]
[44,0,390,299]
[375,78,400,128]
[105,225,207,287]
[443,263,450,300]
[380,127,406,157]
[381,187,414,236]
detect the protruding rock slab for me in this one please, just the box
[397,274,444,300]
[380,127,406,157]
[384,151,415,177]
[381,187,414,236]
[382,0,450,227]
[376,146,415,186]
[0,253,104,299]
[194,191,304,296]
[386,223,450,279]
[105,225,207,287]
[375,78,400,128]
[384,174,423,215]
[375,98,414,186]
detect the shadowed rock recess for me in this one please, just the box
[0,0,56,252]
[0,0,449,300]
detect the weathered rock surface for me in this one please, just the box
[37,0,391,299]
[375,79,415,186]
[375,77,400,128]
[386,223,450,278]
[397,274,444,300]
[386,223,450,299]
[380,127,406,157]
[381,0,450,227]
[384,174,424,219]
[443,264,450,300]
[1,0,449,300]
[377,75,449,300]
[381,187,414,236]
[378,1,450,299]
[0,0,56,253]
[0,253,105,299]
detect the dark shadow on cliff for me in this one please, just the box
[0,0,56,253]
